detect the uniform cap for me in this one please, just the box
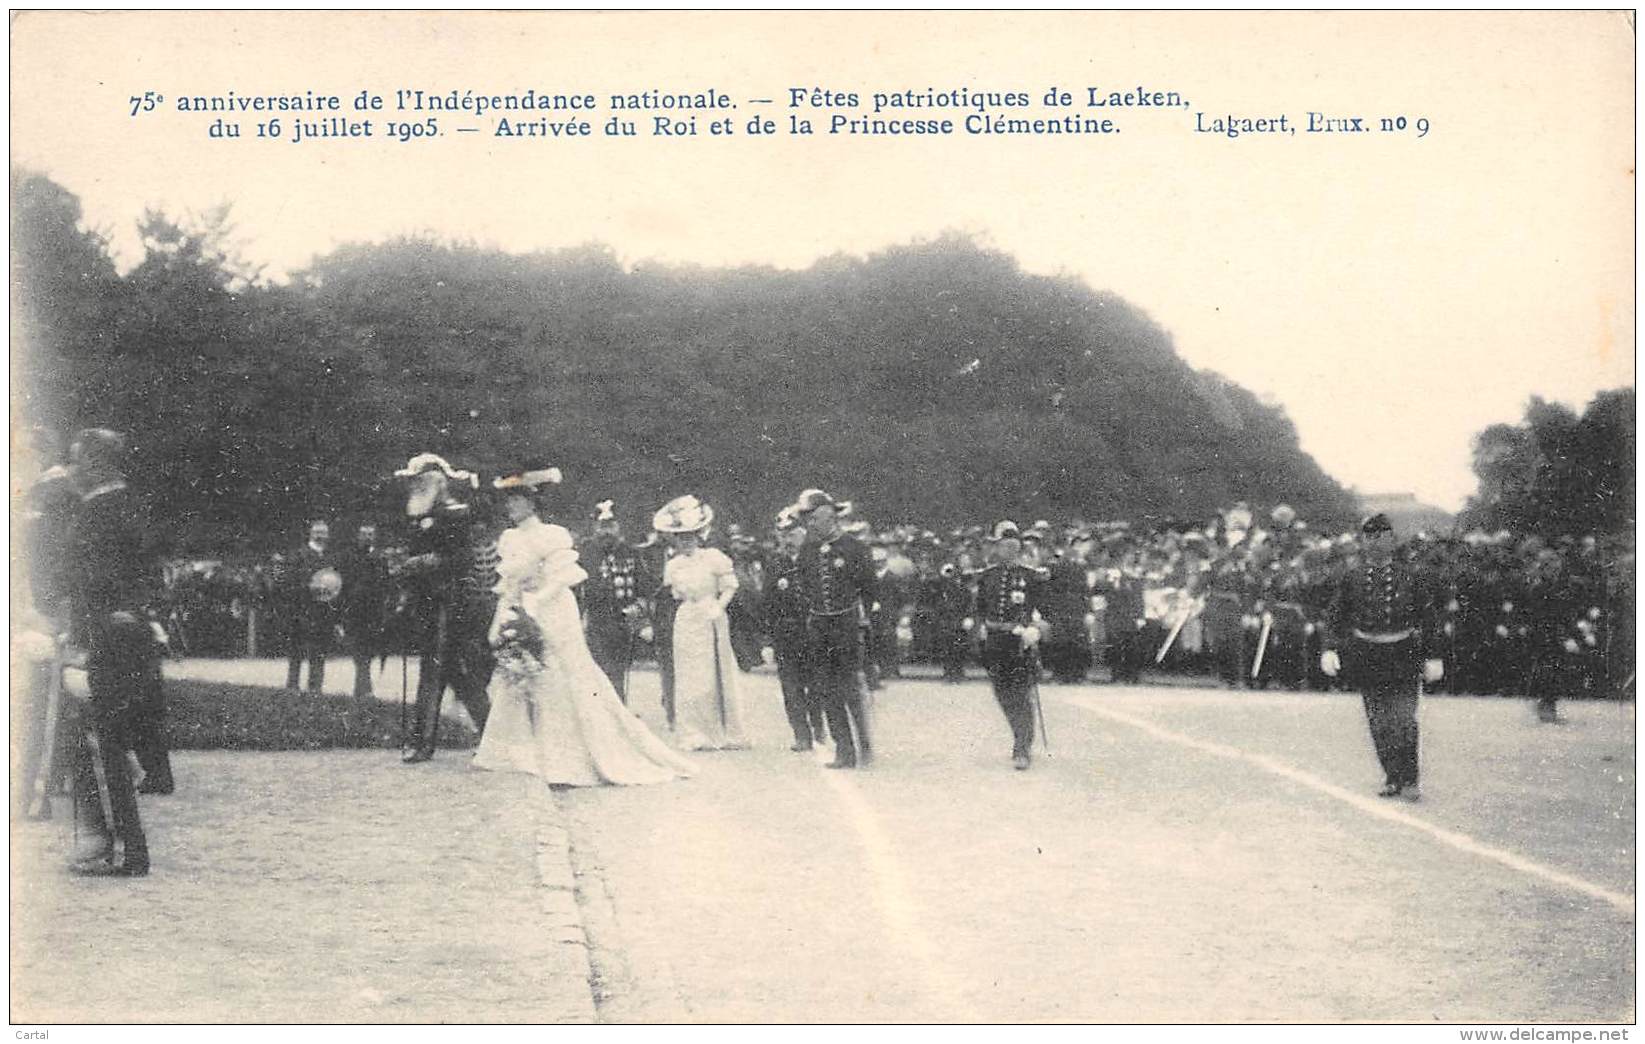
[1360,513,1394,535]
[794,489,838,515]
[990,520,1022,542]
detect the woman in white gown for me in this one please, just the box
[475,473,694,787]
[653,495,750,751]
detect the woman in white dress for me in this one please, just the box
[654,495,749,751]
[475,470,694,787]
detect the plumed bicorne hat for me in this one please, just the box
[491,465,563,491]
[395,452,479,489]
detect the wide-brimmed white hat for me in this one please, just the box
[653,494,713,534]
[395,452,478,488]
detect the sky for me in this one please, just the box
[10,11,1635,511]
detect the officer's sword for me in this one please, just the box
[1156,607,1195,664]
[1250,612,1274,679]
[1029,644,1050,755]
[28,639,67,817]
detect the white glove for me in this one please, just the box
[1563,638,1580,655]
[1020,626,1041,648]
[1494,624,1509,639]
[961,617,974,631]
[150,621,172,648]
[639,624,655,643]
[761,646,776,665]
[1320,650,1341,677]
[1422,658,1444,683]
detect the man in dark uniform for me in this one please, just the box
[579,500,646,703]
[924,561,973,682]
[1100,560,1148,685]
[340,522,392,700]
[866,544,904,689]
[1039,534,1094,684]
[972,521,1046,770]
[1203,550,1255,688]
[282,519,342,693]
[19,445,78,818]
[764,505,823,750]
[638,531,680,728]
[1321,514,1443,800]
[794,489,878,769]
[396,454,494,764]
[63,429,166,875]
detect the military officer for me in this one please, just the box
[63,429,165,875]
[395,453,495,764]
[764,505,823,749]
[794,489,878,769]
[580,499,646,703]
[1321,514,1443,800]
[971,522,1047,770]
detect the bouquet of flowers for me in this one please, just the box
[493,607,546,683]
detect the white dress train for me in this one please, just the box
[474,517,695,786]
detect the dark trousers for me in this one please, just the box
[1044,630,1092,683]
[286,610,334,692]
[807,613,871,764]
[1108,625,1143,684]
[984,639,1037,758]
[586,617,634,703]
[653,599,678,728]
[407,603,493,757]
[937,623,969,681]
[775,640,822,746]
[73,619,156,869]
[1351,638,1421,787]
[1209,618,1247,687]
[347,620,380,698]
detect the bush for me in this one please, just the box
[160,679,480,751]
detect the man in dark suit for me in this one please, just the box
[637,532,679,728]
[972,522,1047,770]
[283,519,341,693]
[579,500,646,703]
[396,454,495,764]
[339,522,392,700]
[1321,514,1443,800]
[63,429,167,875]
[764,505,822,750]
[794,489,878,769]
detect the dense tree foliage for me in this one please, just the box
[1459,389,1635,538]
[14,170,1360,551]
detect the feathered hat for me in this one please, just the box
[653,494,713,534]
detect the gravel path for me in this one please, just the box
[562,669,1634,1023]
[12,749,594,1024]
